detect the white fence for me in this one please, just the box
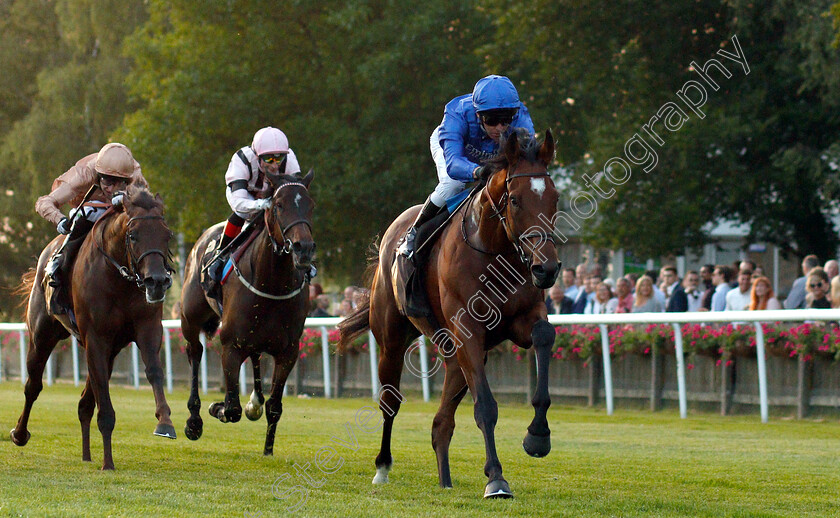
[2,309,839,421]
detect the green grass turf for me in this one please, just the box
[1,381,840,517]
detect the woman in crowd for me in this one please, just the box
[586,281,618,314]
[632,275,664,313]
[749,276,781,310]
[806,267,832,309]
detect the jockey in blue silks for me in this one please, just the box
[398,74,535,257]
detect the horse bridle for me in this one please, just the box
[97,215,174,288]
[228,181,313,301]
[263,182,313,255]
[463,170,555,266]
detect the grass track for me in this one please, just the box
[1,382,840,517]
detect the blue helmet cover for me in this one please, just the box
[471,75,521,112]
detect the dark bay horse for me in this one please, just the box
[339,130,559,498]
[11,184,175,470]
[179,171,314,455]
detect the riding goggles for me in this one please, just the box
[260,153,288,164]
[479,109,517,127]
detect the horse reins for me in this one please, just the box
[96,213,174,288]
[462,170,555,267]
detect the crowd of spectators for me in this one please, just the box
[307,283,368,318]
[546,255,840,315]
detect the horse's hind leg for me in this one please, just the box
[263,353,296,456]
[370,311,414,484]
[431,357,468,488]
[245,354,265,422]
[11,312,68,446]
[136,324,176,439]
[209,346,245,423]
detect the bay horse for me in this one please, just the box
[179,171,314,456]
[11,184,175,470]
[339,130,559,498]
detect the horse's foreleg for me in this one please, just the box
[523,320,553,458]
[86,342,117,470]
[263,353,295,456]
[78,376,96,461]
[431,358,468,488]
[11,316,64,447]
[245,354,265,422]
[136,326,176,439]
[209,346,244,423]
[459,342,511,499]
[184,334,204,440]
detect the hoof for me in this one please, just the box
[153,423,177,440]
[372,465,390,485]
[523,431,551,458]
[244,401,263,421]
[484,479,513,499]
[10,428,30,447]
[184,417,203,441]
[208,402,228,423]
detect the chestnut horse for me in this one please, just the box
[11,184,175,470]
[339,130,559,498]
[179,171,315,456]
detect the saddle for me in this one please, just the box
[199,219,263,314]
[391,189,474,318]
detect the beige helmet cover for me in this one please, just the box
[94,143,135,178]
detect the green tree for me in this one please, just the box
[119,0,489,282]
[0,0,146,319]
[485,0,840,261]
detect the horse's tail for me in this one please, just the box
[337,239,380,352]
[13,268,37,320]
[337,291,371,353]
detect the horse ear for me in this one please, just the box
[539,129,555,166]
[301,169,314,189]
[504,130,519,167]
[265,170,282,189]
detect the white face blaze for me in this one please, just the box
[530,178,546,198]
[294,192,302,208]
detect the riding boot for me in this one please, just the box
[208,214,245,282]
[397,196,442,257]
[49,218,93,312]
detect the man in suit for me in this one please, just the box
[784,254,819,309]
[571,273,597,313]
[661,266,688,312]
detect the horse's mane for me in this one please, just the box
[484,127,542,177]
[123,184,163,213]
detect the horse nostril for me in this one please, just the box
[531,265,545,277]
[292,242,302,253]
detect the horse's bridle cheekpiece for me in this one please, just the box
[97,214,174,288]
[463,170,555,267]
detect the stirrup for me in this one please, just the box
[207,256,225,283]
[397,228,417,257]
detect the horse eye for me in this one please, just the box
[510,196,519,207]
[128,232,137,242]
